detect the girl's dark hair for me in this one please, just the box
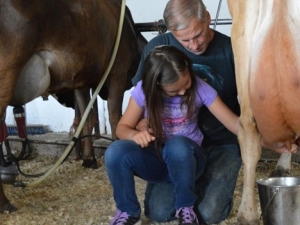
[141,45,197,156]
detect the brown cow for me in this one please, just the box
[0,0,147,212]
[228,1,300,224]
[0,0,146,165]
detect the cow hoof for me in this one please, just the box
[71,156,81,161]
[0,202,18,213]
[269,166,291,177]
[82,158,98,169]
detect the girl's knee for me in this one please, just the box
[163,136,197,157]
[104,140,126,164]
[166,136,190,146]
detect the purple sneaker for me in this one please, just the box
[176,207,199,225]
[110,209,141,225]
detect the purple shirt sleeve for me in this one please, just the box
[131,81,145,110]
[195,77,218,108]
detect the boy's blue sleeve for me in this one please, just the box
[131,46,148,86]
[131,34,169,86]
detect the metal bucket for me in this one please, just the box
[257,177,300,225]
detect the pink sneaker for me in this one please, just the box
[176,206,199,225]
[110,209,141,225]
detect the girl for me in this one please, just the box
[105,45,239,225]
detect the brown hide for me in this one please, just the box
[228,0,300,224]
[0,0,146,124]
[0,0,147,162]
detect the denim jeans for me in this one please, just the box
[104,136,206,218]
[144,144,241,224]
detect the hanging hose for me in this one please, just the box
[22,0,127,187]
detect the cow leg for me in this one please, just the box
[270,152,292,177]
[237,112,261,225]
[107,98,121,140]
[227,1,261,224]
[236,92,261,225]
[0,116,10,167]
[106,80,127,141]
[74,88,97,169]
[70,99,83,161]
[275,152,291,174]
[0,180,17,213]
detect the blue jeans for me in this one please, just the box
[104,136,206,218]
[144,144,241,224]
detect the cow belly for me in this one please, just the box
[249,2,300,142]
[249,7,300,143]
[250,72,300,143]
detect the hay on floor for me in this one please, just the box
[2,154,300,225]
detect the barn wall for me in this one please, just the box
[5,0,232,135]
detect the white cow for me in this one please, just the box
[227,0,300,224]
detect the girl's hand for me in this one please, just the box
[136,118,154,134]
[132,130,155,148]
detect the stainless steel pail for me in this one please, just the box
[257,177,300,225]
